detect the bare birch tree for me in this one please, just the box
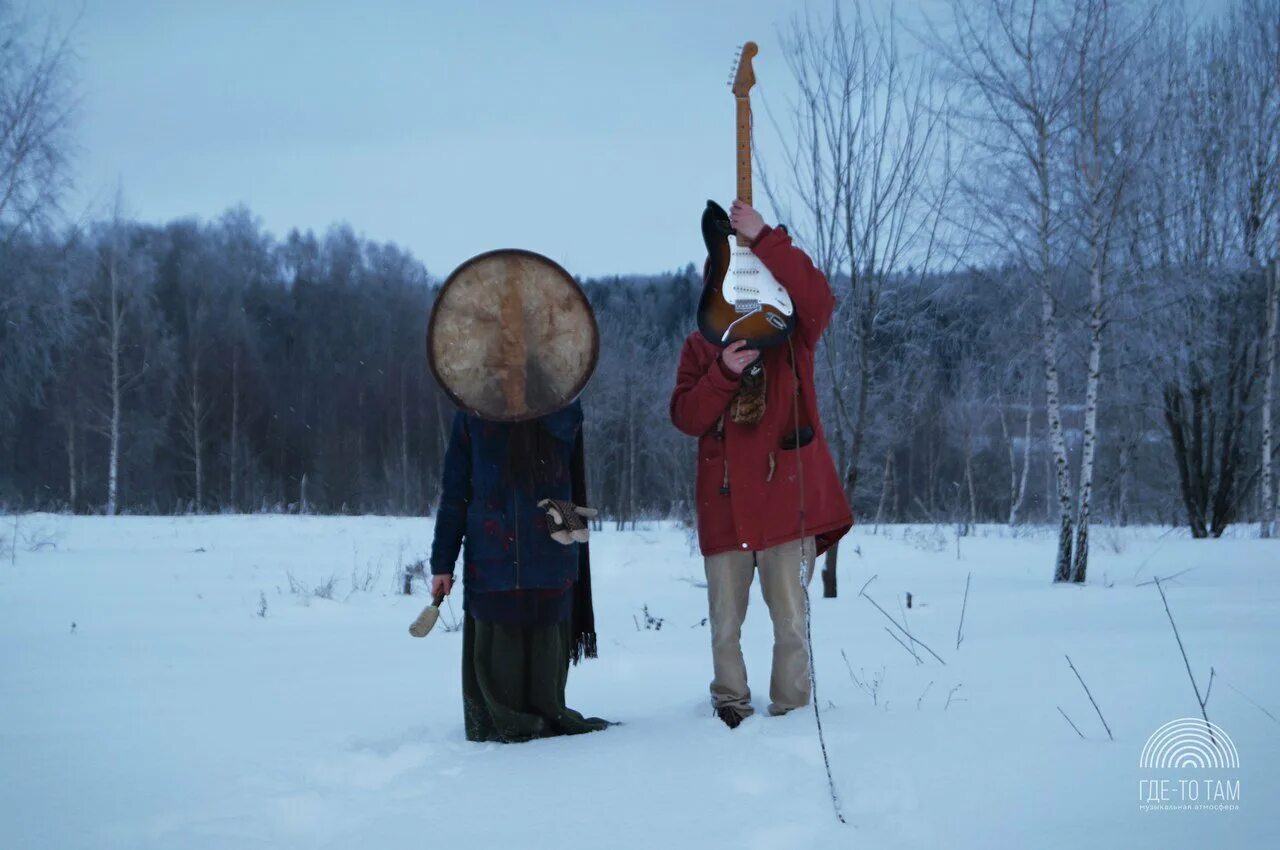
[0,3,76,433]
[1223,0,1280,267]
[87,204,162,515]
[762,2,950,596]
[999,374,1036,525]
[1064,0,1159,582]
[177,281,213,512]
[1223,0,1280,537]
[934,0,1081,581]
[0,2,76,238]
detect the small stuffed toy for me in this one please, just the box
[537,498,598,544]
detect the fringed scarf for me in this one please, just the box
[729,361,767,425]
[568,429,597,663]
[504,418,597,663]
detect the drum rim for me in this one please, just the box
[426,247,599,422]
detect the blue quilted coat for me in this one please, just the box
[429,401,582,593]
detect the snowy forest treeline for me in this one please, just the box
[1,0,1279,586]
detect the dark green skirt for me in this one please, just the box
[462,614,610,743]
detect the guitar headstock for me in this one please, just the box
[727,41,758,98]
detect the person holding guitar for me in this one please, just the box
[670,44,850,729]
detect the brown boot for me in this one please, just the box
[716,705,750,729]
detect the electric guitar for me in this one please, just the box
[697,41,795,350]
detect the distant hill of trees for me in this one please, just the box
[1,0,1278,593]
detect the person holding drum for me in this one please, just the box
[423,250,611,743]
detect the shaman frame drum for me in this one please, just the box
[427,249,599,422]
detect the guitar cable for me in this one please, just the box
[788,336,847,825]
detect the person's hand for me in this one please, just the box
[431,574,454,598]
[720,339,760,376]
[729,199,766,243]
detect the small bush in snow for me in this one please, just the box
[842,651,885,706]
[312,575,337,600]
[400,558,427,595]
[903,525,948,553]
[285,571,339,601]
[21,524,61,552]
[1097,527,1126,555]
[348,563,381,597]
[634,605,665,631]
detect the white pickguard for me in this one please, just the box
[720,235,793,342]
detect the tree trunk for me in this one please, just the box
[1165,381,1210,538]
[1117,439,1131,527]
[1019,384,1032,522]
[1072,245,1105,584]
[106,263,121,518]
[1045,450,1054,523]
[964,429,977,528]
[66,418,76,512]
[1163,333,1259,540]
[820,515,841,597]
[1262,259,1278,538]
[190,358,203,514]
[820,543,838,597]
[627,383,638,531]
[230,348,239,512]
[1000,402,1016,524]
[874,446,893,527]
[400,368,410,514]
[826,293,877,597]
[1209,333,1256,537]
[1042,277,1074,581]
[356,386,366,505]
[926,425,938,517]
[1007,387,1033,526]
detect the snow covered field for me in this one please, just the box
[1,514,1277,849]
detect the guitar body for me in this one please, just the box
[698,200,794,349]
[695,42,795,350]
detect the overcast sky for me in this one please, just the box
[43,0,832,277]
[46,0,1225,279]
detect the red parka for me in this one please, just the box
[670,225,853,558]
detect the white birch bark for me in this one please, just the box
[1042,280,1075,581]
[1072,254,1104,582]
[1001,382,1034,526]
[66,418,76,511]
[189,359,203,513]
[1038,121,1074,580]
[1015,389,1033,524]
[105,252,122,518]
[935,0,1080,579]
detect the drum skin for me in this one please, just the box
[427,249,598,422]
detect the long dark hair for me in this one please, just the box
[505,418,565,492]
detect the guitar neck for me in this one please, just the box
[736,96,752,206]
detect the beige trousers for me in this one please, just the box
[703,536,814,716]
